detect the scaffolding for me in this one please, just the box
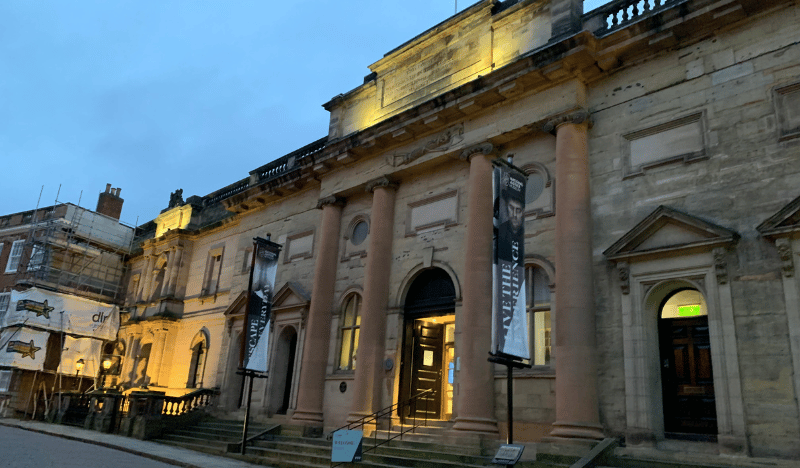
[13,194,135,305]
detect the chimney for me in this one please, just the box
[96,183,124,220]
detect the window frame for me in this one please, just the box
[5,240,24,273]
[202,247,224,296]
[0,292,10,322]
[524,259,555,370]
[337,292,362,371]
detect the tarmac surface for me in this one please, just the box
[0,418,265,468]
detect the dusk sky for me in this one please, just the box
[1,0,610,227]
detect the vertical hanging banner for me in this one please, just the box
[242,236,282,373]
[492,160,529,360]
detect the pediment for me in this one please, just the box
[273,281,311,310]
[223,291,248,317]
[604,206,739,261]
[757,194,800,238]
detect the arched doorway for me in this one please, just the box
[269,326,298,415]
[400,268,456,421]
[658,288,717,438]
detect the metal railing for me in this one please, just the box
[329,388,433,467]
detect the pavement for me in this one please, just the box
[0,418,266,468]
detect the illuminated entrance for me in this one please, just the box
[658,288,717,438]
[400,268,455,421]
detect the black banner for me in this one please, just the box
[492,160,529,360]
[242,236,281,372]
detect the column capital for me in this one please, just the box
[775,238,794,278]
[542,109,591,134]
[365,176,397,193]
[316,196,346,210]
[459,142,495,161]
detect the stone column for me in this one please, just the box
[167,246,183,296]
[160,249,174,297]
[148,329,167,387]
[453,143,499,434]
[292,196,345,425]
[545,111,604,441]
[348,177,396,423]
[139,255,154,302]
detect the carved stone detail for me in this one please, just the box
[168,189,184,208]
[387,125,464,166]
[542,110,591,134]
[617,262,630,295]
[776,238,794,278]
[316,196,346,210]
[459,142,494,161]
[713,247,729,284]
[365,176,397,193]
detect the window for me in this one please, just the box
[0,293,10,322]
[525,265,552,366]
[241,247,253,274]
[343,216,370,260]
[28,245,45,271]
[5,240,24,273]
[351,221,368,245]
[338,293,362,370]
[187,331,208,388]
[521,162,554,218]
[774,81,800,141]
[0,370,12,392]
[202,248,224,295]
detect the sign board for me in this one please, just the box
[0,327,48,371]
[242,237,281,373]
[3,288,119,341]
[491,444,526,465]
[331,429,363,463]
[491,160,529,360]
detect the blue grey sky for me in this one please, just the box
[1,0,610,226]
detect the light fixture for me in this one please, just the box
[102,358,112,371]
[75,358,85,374]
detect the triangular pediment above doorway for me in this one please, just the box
[273,281,311,311]
[757,194,800,238]
[223,291,248,317]
[604,206,739,261]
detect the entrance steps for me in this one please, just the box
[152,419,800,468]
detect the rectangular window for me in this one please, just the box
[0,370,12,392]
[526,265,552,367]
[338,294,361,371]
[774,81,800,141]
[203,248,224,295]
[5,240,24,273]
[0,293,10,323]
[28,245,45,271]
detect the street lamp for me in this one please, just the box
[102,358,112,389]
[75,358,85,391]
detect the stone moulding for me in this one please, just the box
[386,124,464,167]
[458,142,494,161]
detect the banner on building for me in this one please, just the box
[242,236,282,373]
[0,327,48,371]
[3,288,119,341]
[491,160,529,361]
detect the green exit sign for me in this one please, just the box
[678,305,701,316]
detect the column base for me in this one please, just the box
[452,416,499,434]
[291,408,324,426]
[544,420,604,442]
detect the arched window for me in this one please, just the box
[188,331,209,388]
[337,293,362,370]
[525,264,552,366]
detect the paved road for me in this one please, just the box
[0,425,180,468]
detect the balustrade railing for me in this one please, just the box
[161,388,216,416]
[585,0,683,35]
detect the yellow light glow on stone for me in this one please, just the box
[155,205,193,237]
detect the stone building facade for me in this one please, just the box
[117,0,800,460]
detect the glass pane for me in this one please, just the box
[531,267,550,307]
[343,296,355,326]
[339,329,352,370]
[661,289,707,318]
[352,328,360,370]
[351,221,368,246]
[530,310,552,366]
[526,172,545,204]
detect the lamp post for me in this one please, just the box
[75,358,85,392]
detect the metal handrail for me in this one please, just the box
[330,388,433,467]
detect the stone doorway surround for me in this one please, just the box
[604,206,747,454]
[757,194,800,428]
